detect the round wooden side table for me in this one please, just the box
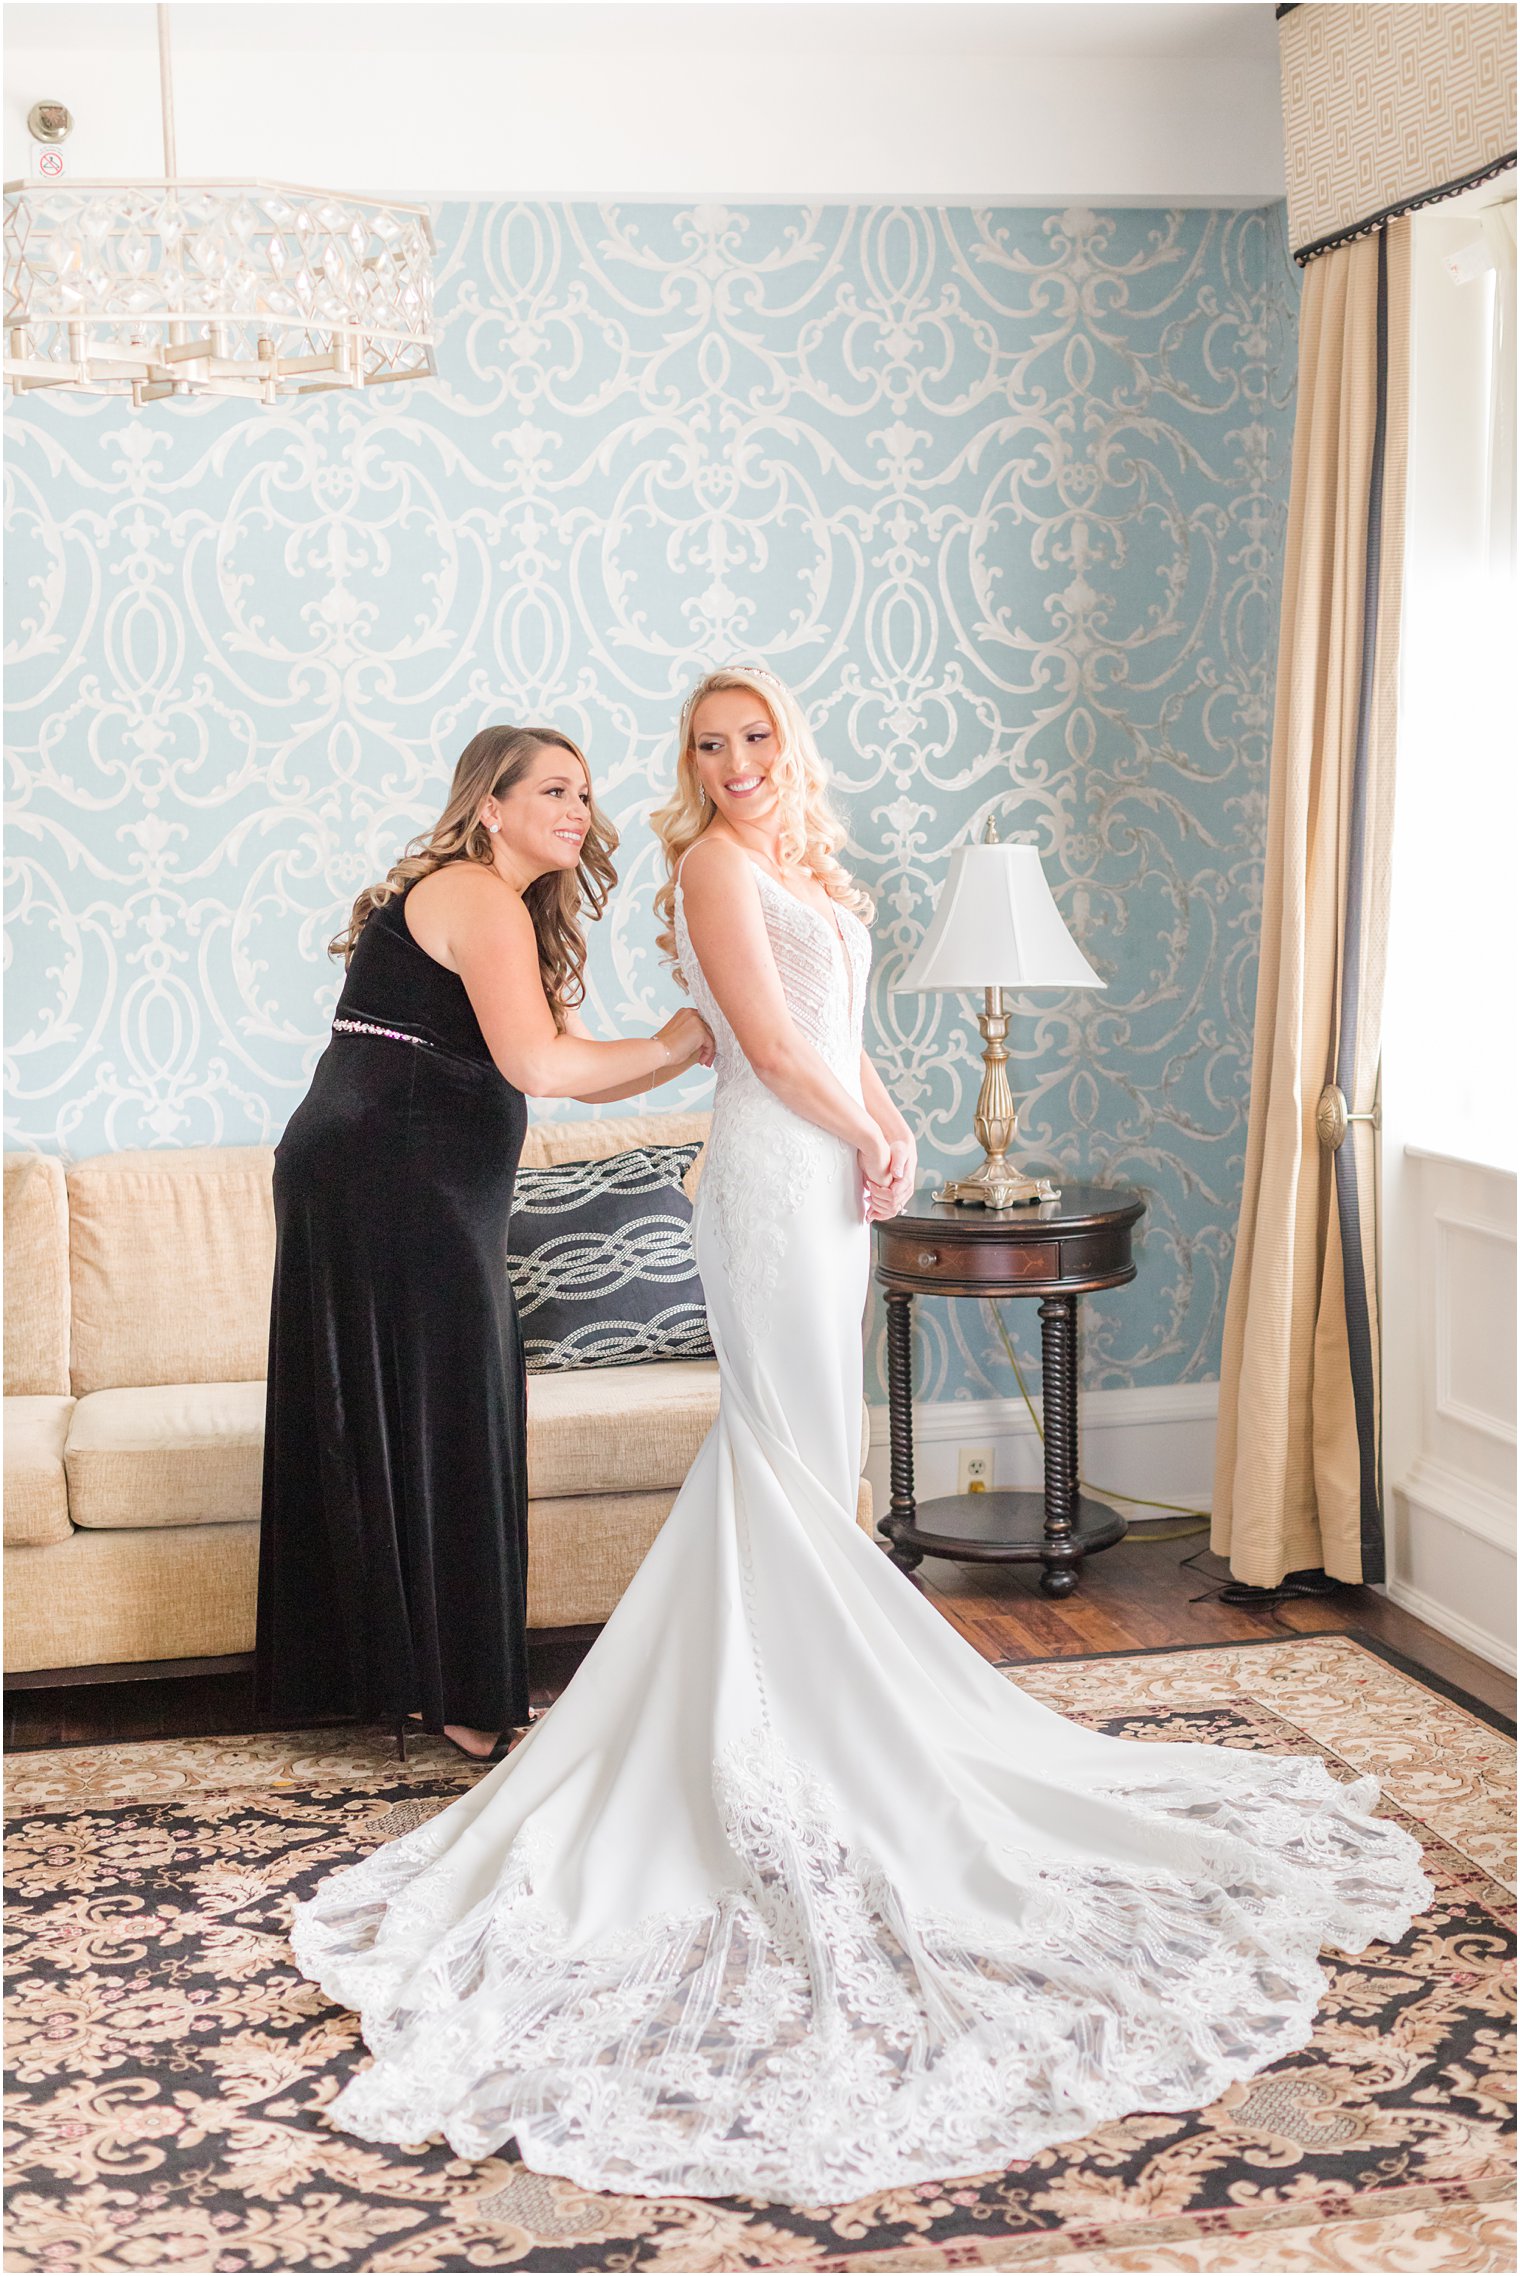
[874,1185,1147,1597]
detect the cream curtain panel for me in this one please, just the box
[1212,224,1409,1589]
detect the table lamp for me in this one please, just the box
[893,818,1104,1207]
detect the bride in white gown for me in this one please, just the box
[291,664,1429,2204]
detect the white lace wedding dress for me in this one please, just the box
[291,864,1430,2204]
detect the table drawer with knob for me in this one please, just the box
[876,1226,1062,1289]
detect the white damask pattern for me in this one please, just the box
[3,202,1298,1401]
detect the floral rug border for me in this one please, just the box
[5,1633,1513,2275]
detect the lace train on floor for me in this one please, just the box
[291,1731,1430,2202]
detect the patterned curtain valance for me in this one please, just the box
[1279,4,1516,264]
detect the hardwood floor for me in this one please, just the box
[921,1529,1516,1720]
[5,1531,1512,1751]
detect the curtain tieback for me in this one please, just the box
[1316,1084,1381,1151]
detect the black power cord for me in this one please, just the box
[1179,1545,1347,1629]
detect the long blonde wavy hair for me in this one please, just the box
[329,726,617,1030]
[652,666,872,978]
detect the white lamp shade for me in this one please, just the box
[893,844,1105,993]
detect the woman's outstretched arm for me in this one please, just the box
[434,866,710,1098]
[560,1006,714,1105]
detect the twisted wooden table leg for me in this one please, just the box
[882,1291,923,1571]
[1038,1293,1080,1597]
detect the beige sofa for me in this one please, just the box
[3,1110,873,1680]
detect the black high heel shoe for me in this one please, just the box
[393,1714,514,1765]
[452,1729,515,1765]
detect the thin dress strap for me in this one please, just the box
[675,839,771,892]
[674,837,727,891]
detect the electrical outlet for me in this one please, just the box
[958,1446,993,1495]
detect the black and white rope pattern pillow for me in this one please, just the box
[507,1143,714,1372]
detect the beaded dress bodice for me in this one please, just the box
[676,862,870,1089]
[674,863,872,1346]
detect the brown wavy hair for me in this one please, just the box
[328,726,618,1029]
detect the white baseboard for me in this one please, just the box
[863,1381,1218,1517]
[1381,1575,1518,1677]
[1387,1461,1517,1675]
[1397,1456,1517,1555]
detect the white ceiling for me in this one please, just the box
[8,3,1281,61]
[4,1,1286,203]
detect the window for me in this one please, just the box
[1385,191,1518,1172]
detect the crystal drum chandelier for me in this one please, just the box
[4,6,435,405]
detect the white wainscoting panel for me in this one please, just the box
[1384,1151,1517,1674]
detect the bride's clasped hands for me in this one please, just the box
[859,1118,916,1222]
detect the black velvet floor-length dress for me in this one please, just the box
[255,883,530,1733]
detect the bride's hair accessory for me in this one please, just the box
[722,658,788,692]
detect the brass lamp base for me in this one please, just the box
[935,986,1062,1209]
[935,1158,1059,1209]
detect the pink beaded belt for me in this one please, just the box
[332,1017,434,1050]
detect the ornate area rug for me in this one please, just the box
[5,1635,1513,2273]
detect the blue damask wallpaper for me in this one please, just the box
[5,201,1298,1398]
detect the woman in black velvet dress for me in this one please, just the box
[255,727,711,1759]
